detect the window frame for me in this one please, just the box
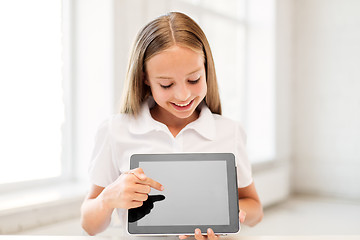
[0,0,75,192]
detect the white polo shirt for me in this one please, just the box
[88,98,252,231]
[89,98,252,189]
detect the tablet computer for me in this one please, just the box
[127,153,240,236]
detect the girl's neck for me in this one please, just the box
[150,105,199,137]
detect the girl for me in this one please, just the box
[81,12,263,239]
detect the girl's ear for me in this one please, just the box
[143,73,150,86]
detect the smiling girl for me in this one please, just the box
[81,12,263,239]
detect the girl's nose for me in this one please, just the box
[175,84,191,101]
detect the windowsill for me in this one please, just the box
[0,180,88,234]
[251,158,284,173]
[0,160,290,234]
[251,159,291,207]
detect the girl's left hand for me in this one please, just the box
[179,228,219,240]
[239,209,247,224]
[178,209,247,240]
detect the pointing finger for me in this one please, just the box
[141,177,164,191]
[128,168,164,191]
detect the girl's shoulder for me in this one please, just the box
[200,103,242,128]
[198,104,246,139]
[212,113,244,128]
[95,113,135,135]
[211,113,247,140]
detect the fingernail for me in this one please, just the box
[195,229,200,235]
[140,174,146,179]
[160,186,164,191]
[207,228,212,234]
[240,215,245,222]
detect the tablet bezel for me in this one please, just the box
[128,153,239,235]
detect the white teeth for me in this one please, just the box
[174,101,191,107]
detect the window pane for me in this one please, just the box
[201,14,246,122]
[203,0,246,20]
[170,1,201,22]
[246,0,276,163]
[177,0,201,5]
[0,1,64,184]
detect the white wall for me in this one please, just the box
[252,0,293,207]
[274,0,293,180]
[74,0,114,182]
[292,0,360,199]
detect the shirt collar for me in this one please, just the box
[184,102,216,140]
[129,98,216,140]
[129,98,164,135]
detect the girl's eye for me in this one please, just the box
[160,83,173,89]
[188,78,200,84]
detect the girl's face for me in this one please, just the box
[145,45,207,122]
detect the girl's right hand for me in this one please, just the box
[100,168,164,210]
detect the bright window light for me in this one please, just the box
[0,1,64,184]
[197,0,275,163]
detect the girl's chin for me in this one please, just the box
[170,106,199,120]
[154,99,200,120]
[171,111,195,120]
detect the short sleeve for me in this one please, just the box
[235,123,253,188]
[88,119,120,187]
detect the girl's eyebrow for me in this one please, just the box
[186,68,202,76]
[155,68,202,79]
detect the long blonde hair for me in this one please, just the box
[120,12,221,116]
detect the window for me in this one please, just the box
[0,1,69,186]
[159,0,276,163]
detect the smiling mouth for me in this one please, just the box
[171,99,194,109]
[174,101,191,107]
